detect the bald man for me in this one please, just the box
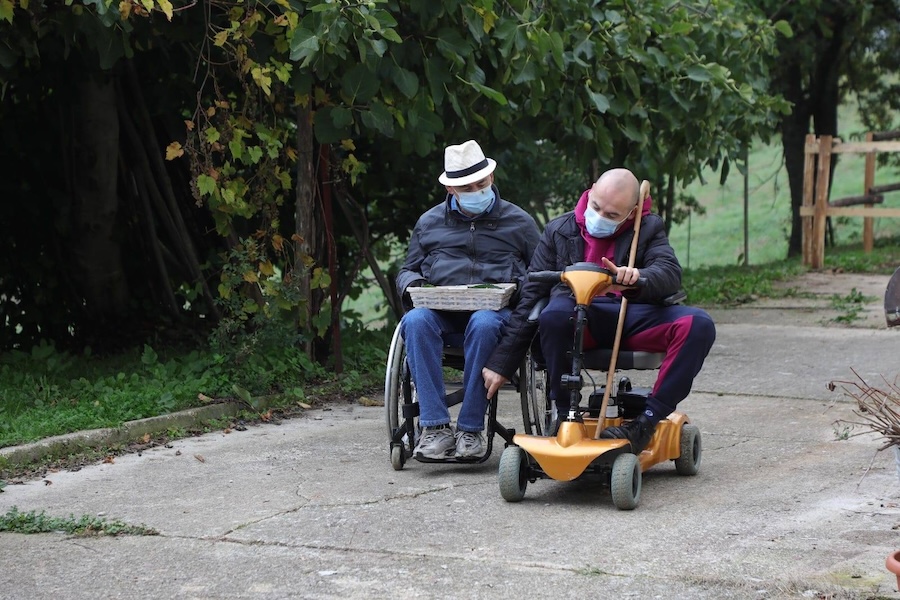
[482,168,715,453]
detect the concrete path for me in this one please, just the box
[1,275,900,599]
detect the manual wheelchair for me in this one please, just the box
[384,323,536,470]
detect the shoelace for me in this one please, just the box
[457,432,479,448]
[420,428,449,445]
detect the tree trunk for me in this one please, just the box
[295,105,316,357]
[780,62,811,259]
[68,74,129,317]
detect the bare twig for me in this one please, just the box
[831,368,900,451]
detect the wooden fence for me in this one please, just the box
[801,131,900,268]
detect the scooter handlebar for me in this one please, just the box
[527,271,563,283]
[527,271,647,289]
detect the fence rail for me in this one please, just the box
[800,132,900,268]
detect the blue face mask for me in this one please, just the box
[584,206,631,238]
[456,186,495,215]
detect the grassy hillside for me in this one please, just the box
[669,112,900,269]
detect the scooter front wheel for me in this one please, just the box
[610,452,641,510]
[499,446,528,502]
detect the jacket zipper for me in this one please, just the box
[470,221,476,281]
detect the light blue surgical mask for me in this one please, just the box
[584,206,632,238]
[456,186,495,215]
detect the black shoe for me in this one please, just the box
[599,415,656,454]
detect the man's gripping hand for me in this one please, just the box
[600,257,640,288]
[482,367,509,400]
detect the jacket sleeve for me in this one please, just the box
[485,225,558,378]
[396,220,428,310]
[510,213,543,308]
[618,217,682,302]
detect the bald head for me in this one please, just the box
[587,168,640,221]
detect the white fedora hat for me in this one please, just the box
[438,140,497,186]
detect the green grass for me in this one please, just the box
[670,105,900,268]
[0,323,390,450]
[682,235,900,307]
[0,506,157,536]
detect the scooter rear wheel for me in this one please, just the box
[674,423,702,476]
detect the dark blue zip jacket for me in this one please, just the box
[396,185,541,310]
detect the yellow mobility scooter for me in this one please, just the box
[498,184,701,510]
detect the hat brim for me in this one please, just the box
[438,158,497,186]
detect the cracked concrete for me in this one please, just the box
[1,275,900,599]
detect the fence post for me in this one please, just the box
[812,134,833,270]
[863,131,876,253]
[802,134,817,266]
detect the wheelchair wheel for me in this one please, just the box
[384,324,417,457]
[390,445,404,471]
[519,347,551,436]
[498,446,528,502]
[610,452,641,510]
[674,423,702,476]
[384,323,407,439]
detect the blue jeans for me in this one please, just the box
[400,307,511,432]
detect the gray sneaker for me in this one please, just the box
[414,426,455,460]
[455,430,485,458]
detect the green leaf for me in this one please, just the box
[360,101,394,137]
[232,384,252,403]
[623,66,640,96]
[331,106,353,128]
[424,57,451,105]
[341,64,379,103]
[289,28,319,64]
[204,127,220,144]
[463,80,507,106]
[369,38,388,57]
[407,96,443,133]
[586,89,610,114]
[548,31,565,70]
[197,174,217,197]
[313,107,348,144]
[511,61,539,85]
[685,65,712,82]
[646,47,669,68]
[393,66,419,99]
[229,140,243,161]
[670,21,692,35]
[773,20,793,38]
[620,122,645,143]
[381,29,403,44]
[141,345,158,366]
[247,146,263,164]
[0,0,14,23]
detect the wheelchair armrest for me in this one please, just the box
[528,297,549,322]
[663,289,687,306]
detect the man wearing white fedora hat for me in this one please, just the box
[397,140,541,460]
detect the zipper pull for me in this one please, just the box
[470,222,475,232]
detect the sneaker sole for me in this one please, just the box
[414,448,456,461]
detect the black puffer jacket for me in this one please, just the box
[396,185,541,309]
[483,209,682,378]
